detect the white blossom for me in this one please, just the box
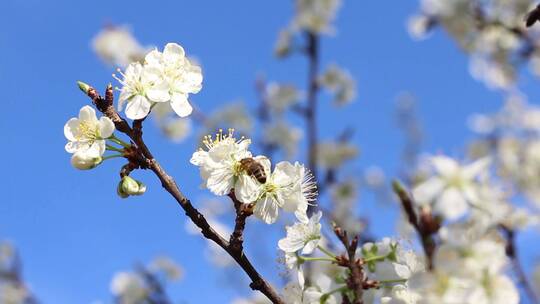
[64,106,115,169]
[412,155,491,220]
[253,160,317,224]
[92,26,147,67]
[318,64,356,106]
[293,0,342,34]
[115,62,170,120]
[190,129,260,202]
[266,83,300,113]
[110,272,147,304]
[278,211,322,254]
[144,43,203,117]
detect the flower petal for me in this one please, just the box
[99,117,115,138]
[125,95,152,120]
[170,93,193,117]
[435,188,468,220]
[64,118,79,141]
[79,105,97,122]
[254,196,279,224]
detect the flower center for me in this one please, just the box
[76,121,100,141]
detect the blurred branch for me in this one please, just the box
[392,180,439,270]
[81,84,285,304]
[501,226,539,304]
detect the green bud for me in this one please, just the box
[77,81,91,94]
[71,154,102,170]
[117,176,146,198]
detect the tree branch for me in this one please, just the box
[81,84,285,304]
[334,225,364,304]
[305,32,320,215]
[501,226,539,304]
[392,180,439,270]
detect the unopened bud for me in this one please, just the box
[71,153,102,170]
[117,176,146,198]
[77,81,91,94]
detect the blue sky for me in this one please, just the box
[1,0,539,303]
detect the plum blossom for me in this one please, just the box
[253,160,317,224]
[412,155,491,220]
[92,26,147,67]
[278,211,322,254]
[110,271,147,304]
[144,43,203,117]
[115,62,170,120]
[190,129,260,203]
[115,43,202,120]
[318,64,356,106]
[64,105,115,169]
[293,0,342,34]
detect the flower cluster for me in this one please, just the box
[408,223,519,304]
[92,25,148,68]
[191,129,317,224]
[409,0,535,90]
[115,43,203,120]
[318,64,357,106]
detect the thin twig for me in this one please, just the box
[501,226,539,304]
[81,84,285,304]
[334,225,364,304]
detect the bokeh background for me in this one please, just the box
[1,0,539,303]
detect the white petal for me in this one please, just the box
[163,43,185,61]
[99,117,115,138]
[462,157,491,179]
[254,196,279,224]
[79,105,98,122]
[235,174,261,203]
[146,80,170,103]
[170,93,193,117]
[207,167,234,196]
[435,188,469,220]
[64,118,79,141]
[302,239,319,255]
[65,141,79,153]
[412,177,445,204]
[125,95,152,120]
[145,49,162,65]
[431,156,459,178]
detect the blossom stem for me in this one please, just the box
[321,286,347,299]
[102,154,123,161]
[378,279,407,284]
[299,256,336,263]
[106,144,124,152]
[362,254,388,263]
[317,245,336,258]
[109,134,131,148]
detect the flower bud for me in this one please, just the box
[117,176,146,198]
[77,81,91,94]
[71,153,102,170]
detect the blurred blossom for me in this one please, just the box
[293,0,342,35]
[162,118,192,142]
[262,121,302,158]
[265,83,301,113]
[231,293,271,304]
[330,180,363,235]
[110,271,147,304]
[469,55,515,90]
[318,64,357,106]
[0,282,28,304]
[92,26,148,67]
[412,155,491,220]
[363,166,386,188]
[406,15,433,40]
[316,141,358,169]
[149,256,183,281]
[203,102,253,137]
[409,221,519,304]
[0,242,14,271]
[410,0,533,89]
[274,29,293,58]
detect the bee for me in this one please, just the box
[525,4,540,27]
[239,157,267,184]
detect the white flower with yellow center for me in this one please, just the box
[278,211,322,254]
[190,129,260,202]
[253,160,317,224]
[64,106,115,169]
[412,155,491,220]
[115,62,169,120]
[145,43,203,117]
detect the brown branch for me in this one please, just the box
[334,225,364,304]
[80,84,285,304]
[501,226,539,304]
[228,191,254,253]
[305,32,320,215]
[392,180,439,270]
